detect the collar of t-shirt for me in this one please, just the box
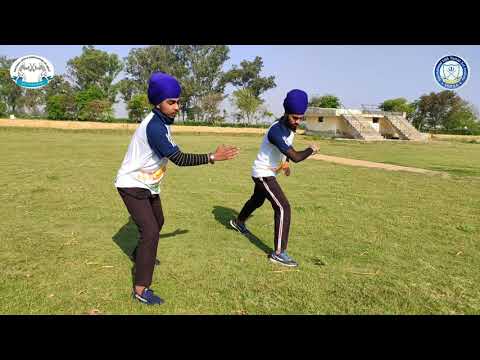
[152,108,175,125]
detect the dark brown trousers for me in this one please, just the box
[117,187,164,287]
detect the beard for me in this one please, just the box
[166,111,177,119]
[283,116,297,132]
[162,111,177,122]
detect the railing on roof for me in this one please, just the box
[306,107,404,117]
[360,109,405,117]
[360,104,404,117]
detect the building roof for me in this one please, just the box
[305,107,405,117]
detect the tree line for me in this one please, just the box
[1,47,479,134]
[0,46,276,124]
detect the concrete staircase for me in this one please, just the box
[342,114,384,141]
[384,115,426,141]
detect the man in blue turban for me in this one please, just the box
[115,72,239,305]
[229,89,319,267]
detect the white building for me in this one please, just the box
[304,107,427,141]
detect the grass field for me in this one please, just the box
[1,127,479,314]
[304,136,480,177]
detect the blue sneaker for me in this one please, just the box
[230,219,250,234]
[132,288,165,305]
[269,251,298,267]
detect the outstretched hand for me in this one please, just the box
[213,144,240,161]
[309,143,319,155]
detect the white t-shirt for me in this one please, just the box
[252,119,294,178]
[115,109,179,194]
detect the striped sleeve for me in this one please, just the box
[168,149,210,167]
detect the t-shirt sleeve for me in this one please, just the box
[146,120,180,158]
[267,125,291,155]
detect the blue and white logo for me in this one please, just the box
[10,55,54,89]
[434,55,469,89]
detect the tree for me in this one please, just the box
[231,88,263,124]
[411,91,478,131]
[258,106,275,123]
[43,75,76,120]
[309,94,341,108]
[121,46,189,120]
[79,99,113,122]
[379,97,415,119]
[44,75,75,98]
[0,56,24,115]
[443,103,479,131]
[17,89,45,117]
[222,56,276,99]
[185,105,202,122]
[67,45,123,102]
[46,94,75,120]
[75,85,109,120]
[198,92,224,124]
[127,94,151,123]
[123,46,187,94]
[116,78,138,103]
[471,104,480,119]
[0,100,7,117]
[173,45,230,121]
[42,75,76,120]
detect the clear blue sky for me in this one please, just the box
[1,45,479,118]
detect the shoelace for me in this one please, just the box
[142,288,154,298]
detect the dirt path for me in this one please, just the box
[0,118,141,130]
[0,118,290,134]
[310,154,448,177]
[431,134,480,142]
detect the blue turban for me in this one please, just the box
[147,72,182,106]
[283,89,308,115]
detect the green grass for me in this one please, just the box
[302,136,480,177]
[1,127,479,314]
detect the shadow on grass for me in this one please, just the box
[212,206,271,255]
[112,217,189,259]
[112,217,189,286]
